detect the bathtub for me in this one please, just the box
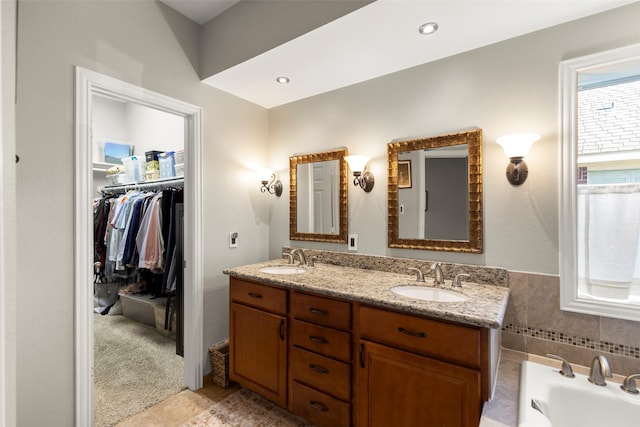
[518,360,640,426]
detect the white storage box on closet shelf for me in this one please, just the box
[121,155,146,183]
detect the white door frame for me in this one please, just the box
[0,3,6,424]
[74,66,203,426]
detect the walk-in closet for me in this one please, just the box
[91,93,187,426]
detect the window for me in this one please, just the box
[559,43,640,321]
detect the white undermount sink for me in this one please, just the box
[391,286,467,303]
[259,265,306,275]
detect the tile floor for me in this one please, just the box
[116,377,241,426]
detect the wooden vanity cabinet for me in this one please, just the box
[289,291,353,427]
[228,277,494,427]
[356,305,484,427]
[229,278,288,407]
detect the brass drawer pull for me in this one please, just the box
[309,364,329,374]
[248,292,263,299]
[309,335,328,344]
[309,307,329,316]
[398,327,426,338]
[309,400,329,412]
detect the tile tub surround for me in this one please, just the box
[502,271,640,376]
[223,258,510,329]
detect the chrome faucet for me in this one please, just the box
[621,373,640,394]
[283,251,294,264]
[431,262,444,285]
[588,355,612,386]
[408,268,425,282]
[290,248,307,266]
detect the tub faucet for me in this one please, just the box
[588,355,612,386]
[546,353,575,378]
[620,373,640,394]
[431,263,444,285]
[291,248,307,266]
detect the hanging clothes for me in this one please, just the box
[93,186,183,296]
[136,192,165,273]
[161,189,183,294]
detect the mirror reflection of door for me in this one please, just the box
[313,162,337,234]
[296,160,338,234]
[424,157,469,240]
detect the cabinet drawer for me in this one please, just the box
[358,305,481,367]
[291,380,351,427]
[229,278,287,315]
[291,346,351,402]
[291,292,351,330]
[291,319,351,362]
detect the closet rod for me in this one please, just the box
[100,177,184,195]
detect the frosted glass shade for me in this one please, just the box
[256,168,273,182]
[496,133,540,158]
[344,155,370,173]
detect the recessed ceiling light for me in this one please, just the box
[276,76,290,84]
[418,22,438,35]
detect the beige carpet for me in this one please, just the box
[94,312,185,427]
[182,388,313,426]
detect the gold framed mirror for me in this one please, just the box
[387,129,483,253]
[290,148,348,243]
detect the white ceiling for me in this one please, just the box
[162,0,637,109]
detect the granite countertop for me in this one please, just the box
[224,259,510,329]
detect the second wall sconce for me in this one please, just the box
[496,133,540,186]
[257,168,283,197]
[344,155,375,192]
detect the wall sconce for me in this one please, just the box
[257,168,283,197]
[344,155,375,192]
[496,133,540,186]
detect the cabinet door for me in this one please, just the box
[356,340,481,427]
[230,302,287,406]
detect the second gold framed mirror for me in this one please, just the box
[387,129,483,253]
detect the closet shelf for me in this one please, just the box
[101,177,184,195]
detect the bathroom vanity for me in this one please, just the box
[224,255,509,427]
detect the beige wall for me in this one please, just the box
[268,2,640,274]
[15,1,269,424]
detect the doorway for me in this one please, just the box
[74,67,204,426]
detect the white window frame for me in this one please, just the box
[559,43,640,321]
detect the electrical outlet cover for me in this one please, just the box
[348,234,358,251]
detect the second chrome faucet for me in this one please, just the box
[589,354,613,386]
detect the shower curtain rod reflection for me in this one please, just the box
[100,177,184,196]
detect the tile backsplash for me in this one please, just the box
[283,247,508,287]
[502,271,640,376]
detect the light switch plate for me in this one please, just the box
[229,232,238,248]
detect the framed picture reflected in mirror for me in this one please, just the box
[398,160,412,188]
